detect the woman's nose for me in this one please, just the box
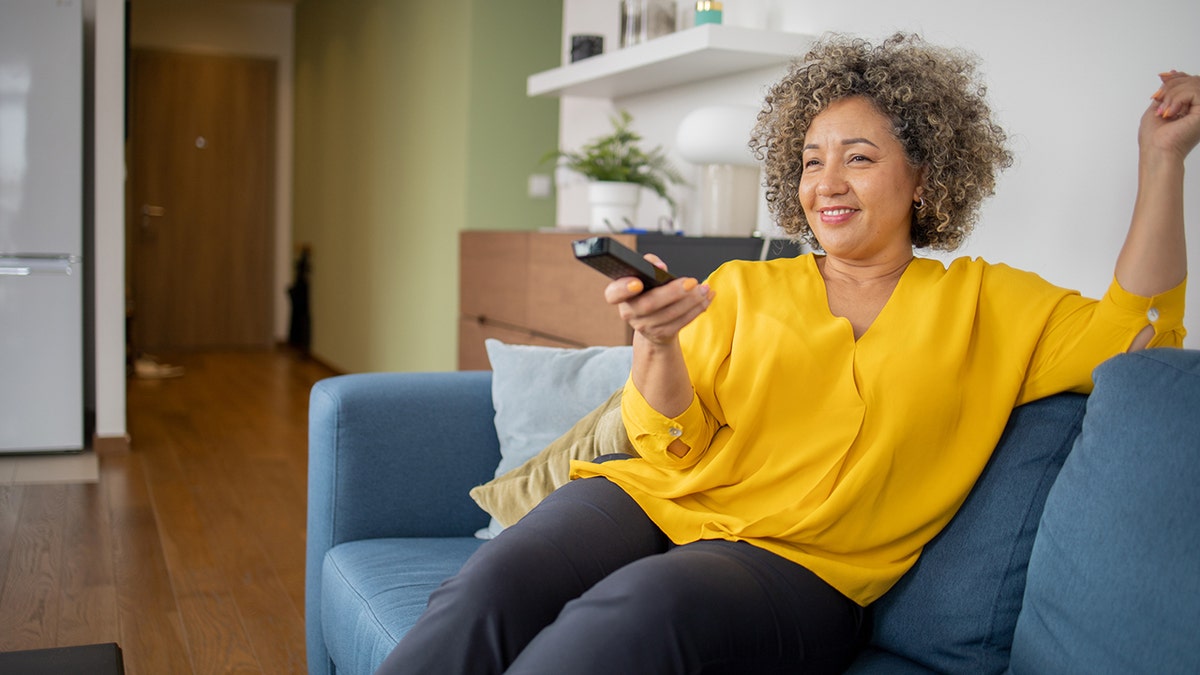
[815,166,848,197]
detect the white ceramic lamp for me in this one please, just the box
[675,105,762,237]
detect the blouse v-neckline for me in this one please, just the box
[807,254,921,343]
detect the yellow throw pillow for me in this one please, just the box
[470,387,636,528]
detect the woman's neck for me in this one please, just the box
[816,252,914,287]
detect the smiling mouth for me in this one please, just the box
[821,208,856,216]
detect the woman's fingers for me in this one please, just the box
[643,252,668,271]
[609,277,713,344]
[601,253,670,304]
[1152,71,1197,119]
[601,252,713,343]
[605,277,645,304]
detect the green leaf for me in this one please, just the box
[542,110,687,208]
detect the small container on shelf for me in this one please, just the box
[695,0,723,26]
[621,0,678,49]
[620,0,642,48]
[570,34,604,62]
[644,0,677,40]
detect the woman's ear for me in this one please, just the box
[914,165,929,203]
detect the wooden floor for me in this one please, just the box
[0,350,337,674]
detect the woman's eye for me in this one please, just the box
[802,158,821,169]
[849,154,871,163]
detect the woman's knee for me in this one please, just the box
[542,548,721,643]
[437,479,669,615]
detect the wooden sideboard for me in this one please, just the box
[458,231,802,370]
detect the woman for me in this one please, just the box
[377,33,1197,674]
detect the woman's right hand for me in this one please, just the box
[606,253,714,446]
[604,253,715,346]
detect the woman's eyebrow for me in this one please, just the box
[803,137,880,151]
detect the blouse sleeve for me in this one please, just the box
[1017,276,1186,404]
[620,376,723,469]
[617,262,741,469]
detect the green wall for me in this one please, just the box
[294,0,561,373]
[464,3,561,232]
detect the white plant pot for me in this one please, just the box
[588,181,641,233]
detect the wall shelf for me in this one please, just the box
[527,24,813,99]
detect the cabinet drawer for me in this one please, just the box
[460,231,529,328]
[526,232,633,347]
[458,316,581,371]
[458,231,800,371]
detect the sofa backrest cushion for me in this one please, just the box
[1008,348,1200,674]
[864,392,1087,675]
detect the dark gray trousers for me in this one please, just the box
[375,477,865,674]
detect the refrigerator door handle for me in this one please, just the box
[0,257,78,276]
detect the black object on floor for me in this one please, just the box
[0,642,125,674]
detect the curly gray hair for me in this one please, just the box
[750,32,1013,250]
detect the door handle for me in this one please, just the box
[142,204,166,232]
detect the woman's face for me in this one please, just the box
[798,96,924,263]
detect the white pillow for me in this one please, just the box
[479,339,633,537]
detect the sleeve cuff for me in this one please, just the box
[1101,276,1187,343]
[620,377,713,466]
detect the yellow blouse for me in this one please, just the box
[571,254,1186,606]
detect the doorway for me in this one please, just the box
[128,49,276,352]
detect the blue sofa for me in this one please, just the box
[306,348,1200,675]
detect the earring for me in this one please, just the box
[914,197,926,210]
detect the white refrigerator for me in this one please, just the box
[0,0,84,453]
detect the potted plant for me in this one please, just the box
[544,110,685,232]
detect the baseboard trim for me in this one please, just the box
[308,353,343,376]
[93,433,131,454]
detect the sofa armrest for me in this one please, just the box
[305,370,499,675]
[306,370,499,544]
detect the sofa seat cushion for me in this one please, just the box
[1009,349,1200,674]
[321,538,484,675]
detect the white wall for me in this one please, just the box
[556,0,1200,345]
[131,1,295,341]
[85,0,127,443]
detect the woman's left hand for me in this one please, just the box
[1142,71,1200,160]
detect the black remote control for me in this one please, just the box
[572,236,676,292]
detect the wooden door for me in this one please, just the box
[129,49,276,351]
